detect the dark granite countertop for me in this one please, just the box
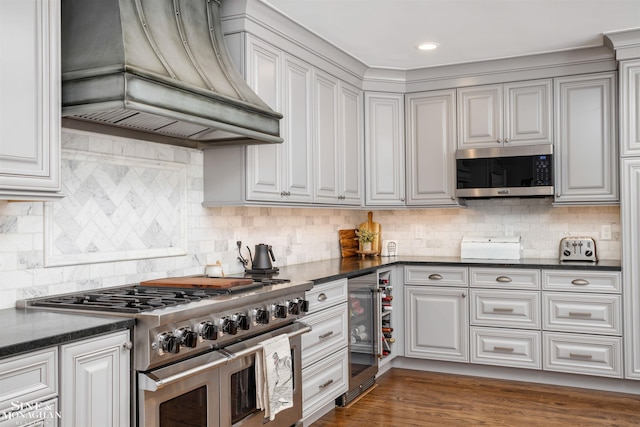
[275,256,621,285]
[0,308,134,359]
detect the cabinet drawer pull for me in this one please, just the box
[492,307,514,313]
[571,279,590,286]
[569,352,593,360]
[568,311,593,318]
[428,274,443,280]
[318,331,334,339]
[319,379,334,389]
[493,346,514,353]
[317,293,328,302]
[496,276,512,283]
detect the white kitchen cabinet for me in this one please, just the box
[0,347,57,418]
[314,73,363,205]
[468,267,542,370]
[553,72,618,205]
[405,286,468,362]
[364,92,406,206]
[405,89,461,206]
[622,158,640,379]
[0,0,62,200]
[543,332,623,378]
[541,268,622,379]
[245,41,314,203]
[60,330,130,427]
[457,80,552,149]
[470,327,541,370]
[301,279,348,424]
[620,60,640,157]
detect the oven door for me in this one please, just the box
[138,350,227,427]
[219,322,310,427]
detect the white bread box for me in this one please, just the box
[460,236,522,260]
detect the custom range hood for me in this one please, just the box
[61,0,282,148]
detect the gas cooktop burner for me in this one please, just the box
[31,286,228,313]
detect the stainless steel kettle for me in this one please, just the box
[251,243,275,270]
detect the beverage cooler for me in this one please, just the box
[336,272,379,406]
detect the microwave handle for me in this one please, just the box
[139,322,311,392]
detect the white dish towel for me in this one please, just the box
[255,333,293,421]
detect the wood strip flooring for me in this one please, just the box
[310,368,640,426]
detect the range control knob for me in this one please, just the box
[235,313,250,331]
[254,308,270,325]
[159,332,180,354]
[563,249,571,257]
[288,300,300,315]
[273,303,287,319]
[220,317,238,335]
[176,327,197,348]
[300,299,310,313]
[198,321,218,341]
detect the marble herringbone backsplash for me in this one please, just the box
[0,129,621,309]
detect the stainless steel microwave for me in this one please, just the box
[455,145,553,198]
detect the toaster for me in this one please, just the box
[559,237,597,262]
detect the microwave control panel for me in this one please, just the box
[534,155,552,186]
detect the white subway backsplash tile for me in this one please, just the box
[0,130,622,309]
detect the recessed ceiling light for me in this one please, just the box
[417,42,439,51]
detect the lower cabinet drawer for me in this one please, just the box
[543,293,622,335]
[470,289,540,329]
[0,347,57,413]
[470,327,541,370]
[302,347,348,420]
[543,332,623,378]
[306,279,348,315]
[301,302,349,366]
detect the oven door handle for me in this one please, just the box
[138,322,311,392]
[225,322,311,360]
[138,356,229,392]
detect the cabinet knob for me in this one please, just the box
[123,341,133,350]
[556,193,561,198]
[504,138,510,143]
[497,139,501,143]
[461,292,467,298]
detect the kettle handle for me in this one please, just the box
[268,246,276,262]
[246,246,253,264]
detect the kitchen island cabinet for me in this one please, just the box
[553,72,618,205]
[0,0,62,201]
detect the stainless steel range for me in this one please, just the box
[19,275,312,427]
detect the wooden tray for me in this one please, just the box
[140,276,255,289]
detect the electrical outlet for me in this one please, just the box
[415,226,424,239]
[601,224,612,241]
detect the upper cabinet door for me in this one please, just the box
[554,72,618,205]
[504,79,553,145]
[313,70,340,203]
[282,54,314,203]
[337,82,363,205]
[245,35,284,201]
[457,85,503,148]
[0,0,61,200]
[364,92,405,206]
[620,60,640,157]
[405,90,460,206]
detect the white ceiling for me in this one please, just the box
[261,0,640,70]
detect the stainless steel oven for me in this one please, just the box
[19,275,312,427]
[138,322,309,427]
